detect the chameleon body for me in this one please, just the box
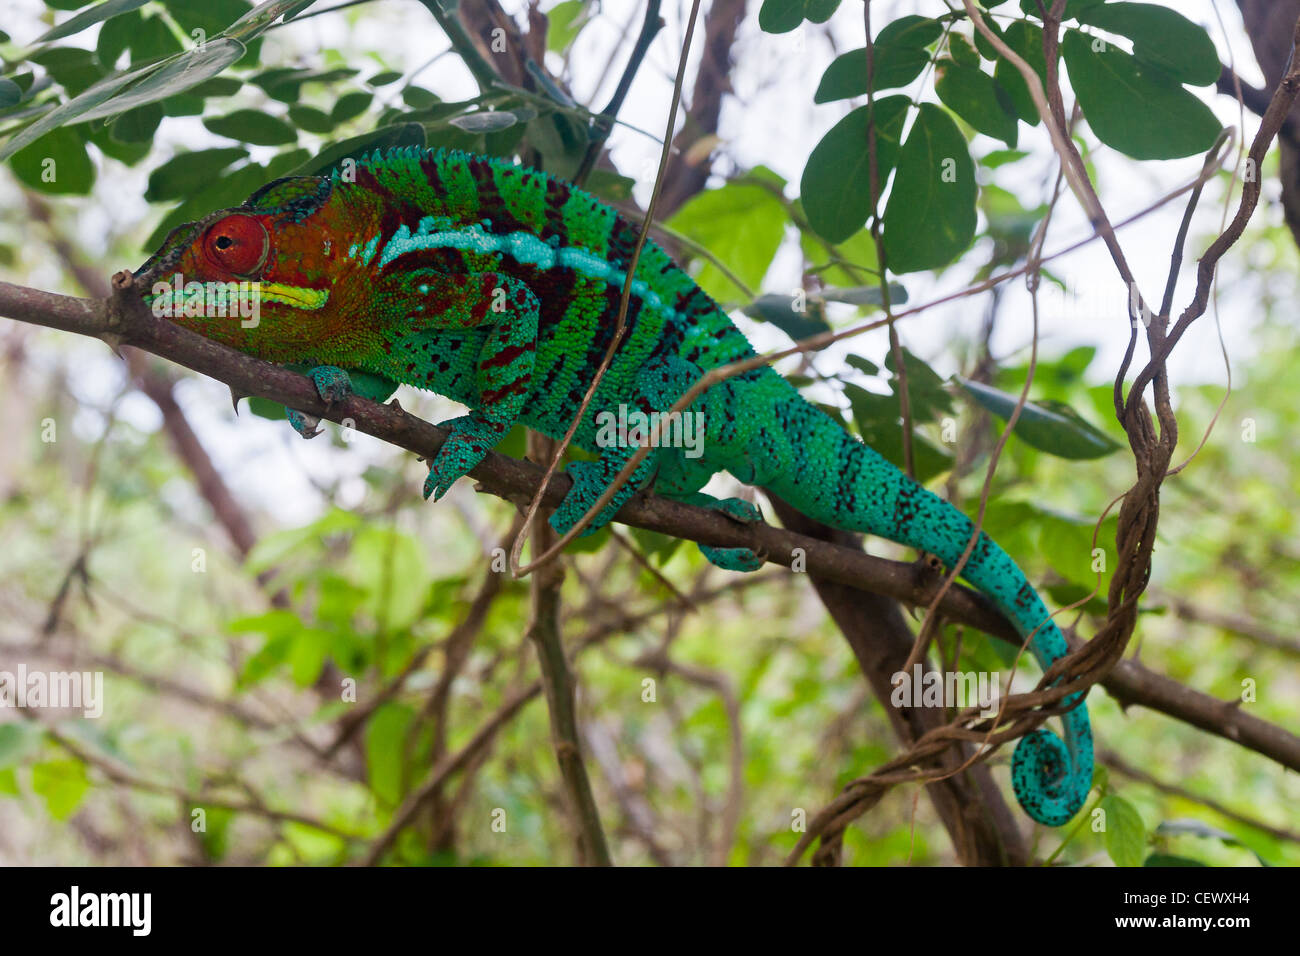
[136,146,1092,826]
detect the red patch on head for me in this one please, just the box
[202,214,269,277]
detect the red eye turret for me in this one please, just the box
[203,214,269,277]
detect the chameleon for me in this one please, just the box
[134,146,1093,827]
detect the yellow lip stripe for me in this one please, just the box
[257,283,330,310]
[143,282,329,313]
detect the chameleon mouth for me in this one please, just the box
[258,283,329,310]
[142,282,328,312]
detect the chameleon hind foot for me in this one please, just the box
[549,455,657,539]
[704,496,763,525]
[669,493,766,571]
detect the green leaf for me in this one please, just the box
[228,608,306,637]
[31,759,90,821]
[1062,30,1221,160]
[204,109,298,145]
[1143,853,1207,867]
[109,102,162,142]
[347,525,431,632]
[367,70,403,86]
[226,0,310,39]
[1045,582,1108,617]
[163,0,253,36]
[845,354,878,376]
[846,384,953,482]
[191,77,243,98]
[980,147,1029,168]
[96,9,140,68]
[884,346,954,421]
[821,283,907,307]
[161,93,206,116]
[253,66,358,102]
[287,104,336,133]
[259,144,306,175]
[935,61,1018,147]
[86,123,149,164]
[547,0,590,52]
[29,47,105,97]
[145,147,247,201]
[628,526,684,565]
[1079,3,1220,86]
[331,90,373,123]
[958,378,1121,458]
[195,806,235,861]
[743,293,831,342]
[10,126,95,194]
[367,703,421,806]
[993,21,1050,124]
[667,167,788,301]
[36,0,152,43]
[402,86,440,109]
[129,14,185,63]
[881,103,976,273]
[449,110,518,132]
[584,168,635,201]
[1156,819,1273,866]
[799,221,880,286]
[0,78,21,109]
[1100,795,1146,867]
[759,0,841,34]
[289,630,328,686]
[238,631,293,687]
[801,95,909,243]
[1017,0,1107,17]
[77,37,247,123]
[814,16,943,102]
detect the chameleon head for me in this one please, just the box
[134,176,348,362]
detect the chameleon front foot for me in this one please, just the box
[286,408,322,439]
[285,366,352,439]
[307,365,353,403]
[423,415,504,500]
[699,545,765,572]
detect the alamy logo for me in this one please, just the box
[890,665,1000,718]
[150,274,261,328]
[594,404,704,458]
[0,665,103,718]
[50,886,151,936]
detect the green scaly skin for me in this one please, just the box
[135,146,1093,826]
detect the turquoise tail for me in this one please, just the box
[761,392,1093,826]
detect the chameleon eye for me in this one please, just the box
[203,214,269,277]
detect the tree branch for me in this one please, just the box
[2,276,1297,785]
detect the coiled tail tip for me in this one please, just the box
[1011,727,1091,827]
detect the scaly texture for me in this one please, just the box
[135,146,1093,826]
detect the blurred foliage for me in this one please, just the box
[0,0,1295,867]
